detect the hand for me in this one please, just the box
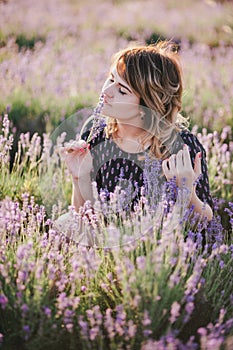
[162,144,202,190]
[60,139,93,179]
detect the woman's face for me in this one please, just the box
[101,66,140,122]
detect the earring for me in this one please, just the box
[140,110,145,120]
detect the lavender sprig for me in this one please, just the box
[86,93,105,144]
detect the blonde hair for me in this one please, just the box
[105,41,189,159]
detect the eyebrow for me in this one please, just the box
[110,72,132,93]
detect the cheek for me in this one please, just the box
[128,92,140,105]
[119,95,139,109]
[117,102,140,117]
[127,96,140,111]
[133,95,140,105]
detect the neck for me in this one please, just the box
[116,121,145,139]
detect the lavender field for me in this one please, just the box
[0,0,233,349]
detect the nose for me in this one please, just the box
[102,82,114,98]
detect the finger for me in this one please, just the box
[162,159,170,178]
[182,144,192,169]
[64,140,89,154]
[169,154,176,173]
[194,152,202,178]
[176,150,188,187]
[64,139,86,148]
[176,149,184,169]
[162,158,177,181]
[59,147,70,157]
[64,139,75,148]
[79,139,88,148]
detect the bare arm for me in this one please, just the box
[71,175,94,212]
[60,140,94,212]
[188,186,213,221]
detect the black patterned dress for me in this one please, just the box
[82,124,213,210]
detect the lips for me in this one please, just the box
[103,98,112,106]
[103,94,111,105]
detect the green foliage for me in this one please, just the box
[0,201,232,349]
[6,95,46,134]
[0,30,7,48]
[15,34,46,51]
[0,116,71,214]
[145,32,168,45]
[0,92,93,139]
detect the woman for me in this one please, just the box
[57,41,213,240]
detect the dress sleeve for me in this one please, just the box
[181,131,213,209]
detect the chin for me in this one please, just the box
[102,112,117,119]
[102,106,116,118]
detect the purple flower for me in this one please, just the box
[225,202,233,228]
[198,327,207,336]
[21,303,29,317]
[127,320,137,338]
[0,294,8,309]
[104,308,115,339]
[78,316,89,339]
[142,310,151,326]
[136,256,146,270]
[86,93,105,144]
[185,302,194,316]
[219,260,225,269]
[66,323,73,332]
[116,304,126,326]
[43,306,52,318]
[89,326,99,341]
[23,325,30,341]
[81,285,87,292]
[143,155,163,211]
[169,301,181,324]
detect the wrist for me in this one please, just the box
[180,181,197,197]
[177,186,192,206]
[188,187,213,221]
[189,189,201,206]
[72,172,91,182]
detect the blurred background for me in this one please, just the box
[0,0,233,135]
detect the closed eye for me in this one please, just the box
[119,89,127,95]
[109,73,129,95]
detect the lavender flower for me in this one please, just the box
[86,93,105,144]
[224,202,233,228]
[169,301,181,324]
[22,325,30,341]
[0,294,8,309]
[143,154,163,211]
[0,3,233,348]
